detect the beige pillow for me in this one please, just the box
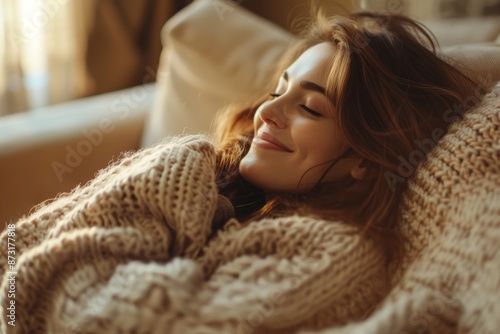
[439,43,500,89]
[423,16,500,47]
[141,0,500,147]
[140,0,295,147]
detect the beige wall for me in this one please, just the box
[355,0,441,20]
[241,0,355,33]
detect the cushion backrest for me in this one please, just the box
[140,0,295,147]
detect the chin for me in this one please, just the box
[239,165,269,191]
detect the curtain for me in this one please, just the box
[0,0,28,115]
[0,0,95,116]
[85,0,190,96]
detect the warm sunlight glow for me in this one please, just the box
[17,0,49,108]
[1,0,89,114]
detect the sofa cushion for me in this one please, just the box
[439,42,500,89]
[140,0,500,146]
[423,16,500,47]
[140,0,295,147]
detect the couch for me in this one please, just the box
[1,0,499,226]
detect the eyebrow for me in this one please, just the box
[283,71,326,96]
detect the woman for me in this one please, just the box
[0,10,485,334]
[214,11,482,263]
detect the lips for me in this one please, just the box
[253,131,293,152]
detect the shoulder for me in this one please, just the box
[156,134,216,150]
[143,134,217,161]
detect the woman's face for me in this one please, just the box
[240,42,360,193]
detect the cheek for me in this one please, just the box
[293,123,341,163]
[291,127,346,188]
[239,150,290,191]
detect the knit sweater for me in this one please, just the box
[1,82,499,334]
[0,136,388,333]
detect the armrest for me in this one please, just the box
[0,83,155,225]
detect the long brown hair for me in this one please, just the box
[213,10,484,262]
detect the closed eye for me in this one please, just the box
[300,104,322,118]
[270,93,322,118]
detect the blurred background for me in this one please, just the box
[0,0,189,115]
[1,0,499,116]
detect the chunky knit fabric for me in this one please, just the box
[1,82,499,334]
[0,135,388,334]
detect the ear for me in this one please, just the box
[350,165,368,180]
[350,159,372,181]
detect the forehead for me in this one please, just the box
[286,42,336,83]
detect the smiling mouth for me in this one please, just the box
[253,133,293,152]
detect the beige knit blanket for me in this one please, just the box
[1,82,499,334]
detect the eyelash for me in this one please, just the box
[269,93,322,118]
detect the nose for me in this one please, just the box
[258,102,287,129]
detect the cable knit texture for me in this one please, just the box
[0,82,499,333]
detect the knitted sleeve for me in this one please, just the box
[193,216,390,332]
[0,135,388,334]
[47,215,389,333]
[0,135,219,333]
